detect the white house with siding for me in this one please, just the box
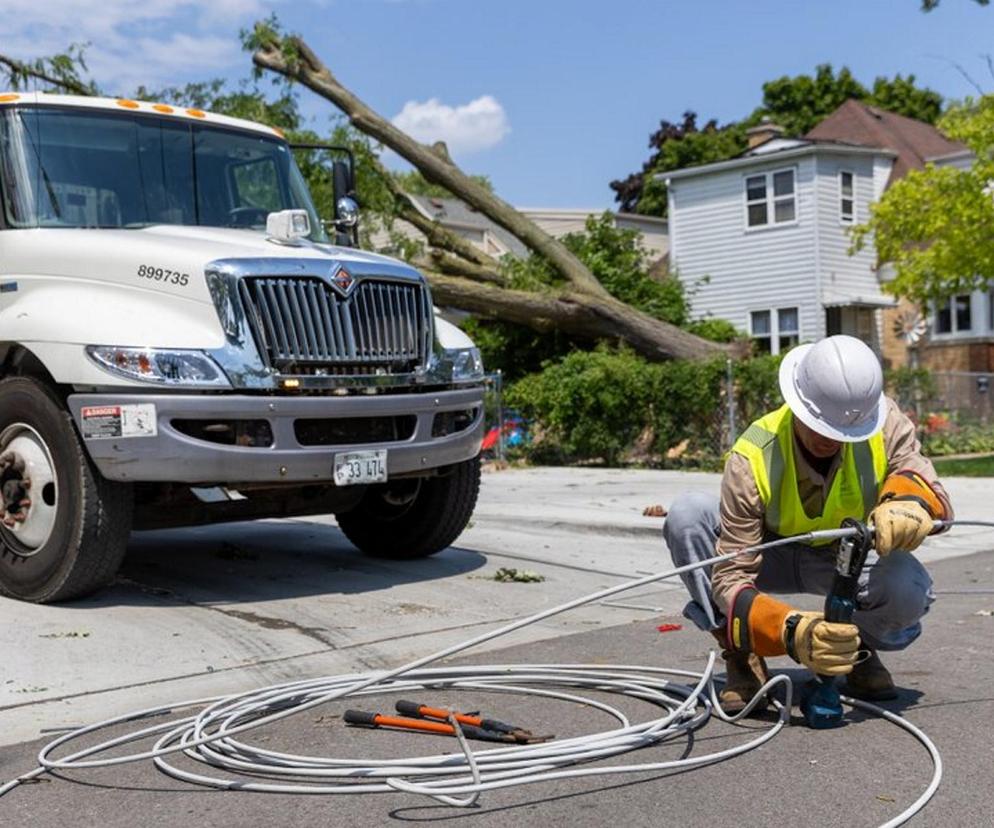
[662,100,971,363]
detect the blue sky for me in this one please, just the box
[5,0,994,208]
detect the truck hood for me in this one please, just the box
[135,224,421,273]
[0,225,425,354]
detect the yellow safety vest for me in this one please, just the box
[730,404,887,545]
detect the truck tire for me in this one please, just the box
[336,455,481,559]
[0,377,133,603]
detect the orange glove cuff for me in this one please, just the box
[878,470,945,519]
[728,587,793,657]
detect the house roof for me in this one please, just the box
[406,194,529,257]
[661,100,967,186]
[804,99,967,185]
[661,141,890,182]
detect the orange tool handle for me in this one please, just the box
[395,700,482,727]
[345,710,456,735]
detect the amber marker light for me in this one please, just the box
[282,378,301,389]
[186,108,206,118]
[152,104,174,114]
[0,94,20,103]
[116,99,140,109]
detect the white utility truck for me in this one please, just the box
[0,93,485,603]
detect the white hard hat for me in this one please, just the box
[778,335,886,442]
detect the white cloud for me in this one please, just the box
[0,0,269,91]
[392,95,510,154]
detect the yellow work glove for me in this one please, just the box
[783,611,860,676]
[870,499,934,555]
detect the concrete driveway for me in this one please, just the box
[1,467,992,825]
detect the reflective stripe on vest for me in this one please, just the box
[730,404,887,545]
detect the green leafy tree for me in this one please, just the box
[851,96,994,302]
[610,113,747,215]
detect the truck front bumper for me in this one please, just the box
[67,387,484,484]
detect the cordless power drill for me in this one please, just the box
[800,517,874,729]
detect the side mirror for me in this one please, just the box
[332,159,357,246]
[335,197,359,228]
[290,143,360,246]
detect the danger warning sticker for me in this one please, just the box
[81,404,157,440]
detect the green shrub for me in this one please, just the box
[687,317,742,343]
[922,422,994,456]
[733,354,784,423]
[506,350,783,467]
[507,348,659,465]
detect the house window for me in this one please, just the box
[750,310,772,353]
[745,168,796,228]
[778,306,800,351]
[840,171,854,223]
[934,294,973,335]
[750,307,800,354]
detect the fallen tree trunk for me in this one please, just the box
[251,27,726,361]
[426,274,724,362]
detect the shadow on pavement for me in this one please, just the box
[60,519,487,609]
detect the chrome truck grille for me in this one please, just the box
[239,277,433,374]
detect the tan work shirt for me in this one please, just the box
[711,397,952,614]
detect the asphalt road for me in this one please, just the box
[1,468,992,826]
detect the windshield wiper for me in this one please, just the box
[40,166,61,219]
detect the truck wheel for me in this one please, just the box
[336,455,481,559]
[0,377,133,603]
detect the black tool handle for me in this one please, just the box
[344,709,378,727]
[394,700,423,718]
[458,725,510,743]
[479,718,517,734]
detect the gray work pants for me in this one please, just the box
[663,492,934,651]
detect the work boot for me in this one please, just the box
[843,649,898,701]
[710,630,769,714]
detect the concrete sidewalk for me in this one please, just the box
[1,548,991,827]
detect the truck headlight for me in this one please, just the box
[86,346,231,388]
[447,347,484,381]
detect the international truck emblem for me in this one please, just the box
[330,265,355,295]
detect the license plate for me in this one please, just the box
[334,450,388,486]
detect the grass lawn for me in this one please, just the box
[931,454,994,477]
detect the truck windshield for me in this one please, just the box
[0,106,327,241]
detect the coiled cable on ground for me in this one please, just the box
[3,519,987,827]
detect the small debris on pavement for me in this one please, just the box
[656,623,683,633]
[491,567,545,583]
[642,504,667,518]
[975,609,994,617]
[38,631,90,639]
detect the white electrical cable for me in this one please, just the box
[2,520,979,825]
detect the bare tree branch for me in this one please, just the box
[416,250,507,286]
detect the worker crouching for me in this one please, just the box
[664,335,950,713]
